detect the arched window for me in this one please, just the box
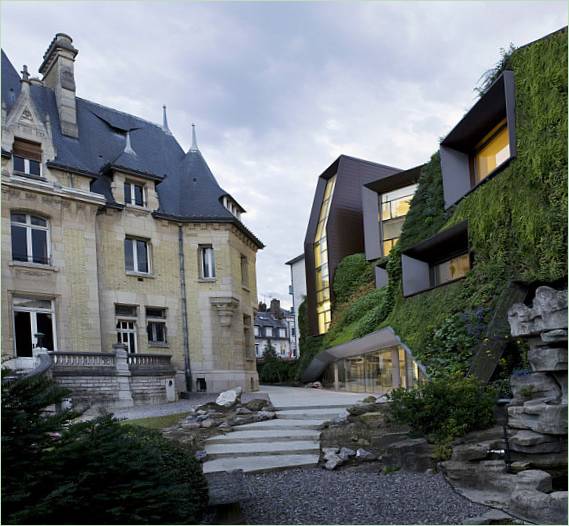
[10,212,50,264]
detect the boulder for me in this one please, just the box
[356,411,385,429]
[244,398,270,411]
[215,387,243,408]
[513,469,552,492]
[451,441,499,462]
[361,396,377,404]
[338,447,356,461]
[509,430,562,454]
[509,489,568,525]
[510,372,561,403]
[181,421,201,430]
[324,455,343,470]
[541,329,568,344]
[256,410,276,421]
[355,448,376,461]
[218,422,232,431]
[347,403,379,416]
[521,402,568,435]
[236,407,252,415]
[200,419,215,428]
[384,438,433,472]
[322,447,339,458]
[528,347,568,373]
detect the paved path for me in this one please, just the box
[203,386,366,474]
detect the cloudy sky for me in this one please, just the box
[2,1,566,308]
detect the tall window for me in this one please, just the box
[254,325,260,337]
[240,255,249,287]
[124,237,150,274]
[124,181,145,206]
[199,245,215,279]
[11,212,50,264]
[314,175,336,334]
[146,307,167,345]
[265,327,273,338]
[13,297,56,356]
[116,304,137,353]
[379,183,418,256]
[472,118,510,185]
[12,138,42,177]
[431,253,470,287]
[278,328,286,338]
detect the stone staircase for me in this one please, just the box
[203,404,351,473]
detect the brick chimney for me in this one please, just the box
[39,33,78,138]
[270,299,282,318]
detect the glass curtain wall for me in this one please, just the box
[379,183,418,256]
[314,175,336,334]
[324,345,424,394]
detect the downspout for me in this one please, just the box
[178,225,192,391]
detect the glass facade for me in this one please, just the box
[314,175,336,334]
[472,118,510,184]
[379,183,418,256]
[431,253,470,286]
[322,345,424,394]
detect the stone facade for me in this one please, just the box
[1,34,261,406]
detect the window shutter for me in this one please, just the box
[12,138,42,161]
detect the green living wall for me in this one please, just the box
[299,28,567,380]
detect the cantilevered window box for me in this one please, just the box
[440,71,516,209]
[401,221,471,297]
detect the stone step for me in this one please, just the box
[233,418,326,430]
[203,453,320,474]
[276,408,348,420]
[206,429,321,444]
[205,440,320,459]
[274,404,354,411]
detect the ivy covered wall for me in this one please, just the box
[298,27,567,380]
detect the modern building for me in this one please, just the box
[362,164,422,287]
[285,252,306,353]
[303,155,400,336]
[1,34,263,404]
[254,299,293,359]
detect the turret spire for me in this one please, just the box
[190,123,199,152]
[162,105,171,133]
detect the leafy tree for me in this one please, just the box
[1,371,208,524]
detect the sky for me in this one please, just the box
[1,1,566,308]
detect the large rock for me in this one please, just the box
[528,346,568,373]
[510,372,561,403]
[509,430,563,454]
[356,411,386,428]
[508,287,567,337]
[451,440,503,462]
[347,403,380,416]
[508,402,568,434]
[509,489,568,525]
[541,329,568,344]
[355,448,376,461]
[215,387,242,407]
[338,447,356,461]
[244,398,270,411]
[383,438,433,472]
[513,469,552,492]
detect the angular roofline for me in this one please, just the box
[45,161,98,180]
[102,162,164,182]
[285,253,305,266]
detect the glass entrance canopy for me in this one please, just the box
[322,345,424,394]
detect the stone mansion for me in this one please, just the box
[1,33,263,401]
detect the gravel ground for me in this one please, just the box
[240,464,490,525]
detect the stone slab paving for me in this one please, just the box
[261,384,367,408]
[206,440,319,458]
[234,418,327,430]
[276,407,349,419]
[206,429,322,444]
[203,454,321,474]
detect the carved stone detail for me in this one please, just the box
[210,297,240,327]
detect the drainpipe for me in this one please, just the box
[178,225,192,392]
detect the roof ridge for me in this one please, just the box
[78,97,165,131]
[340,153,401,171]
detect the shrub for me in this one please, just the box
[332,253,374,304]
[257,345,298,384]
[387,374,497,446]
[1,371,208,525]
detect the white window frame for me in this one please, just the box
[265,327,273,338]
[278,328,286,338]
[116,319,138,354]
[254,325,260,337]
[12,297,58,355]
[13,156,42,177]
[10,212,51,265]
[125,237,151,275]
[199,245,215,279]
[124,180,146,207]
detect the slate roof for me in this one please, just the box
[1,50,263,248]
[255,312,289,330]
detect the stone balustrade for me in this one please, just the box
[51,351,116,369]
[127,352,174,371]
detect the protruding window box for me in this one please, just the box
[401,221,470,297]
[440,71,516,209]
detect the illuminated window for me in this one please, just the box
[472,118,510,185]
[431,253,470,286]
[313,175,336,334]
[379,183,417,256]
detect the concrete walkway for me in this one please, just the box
[202,385,367,474]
